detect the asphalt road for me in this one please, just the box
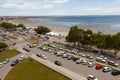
[0,53,27,80]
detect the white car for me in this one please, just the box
[56,51,64,56]
[87,75,98,80]
[99,55,107,60]
[82,60,88,65]
[62,54,68,58]
[79,53,86,57]
[86,54,93,59]
[88,62,95,67]
[96,57,106,63]
[108,60,119,67]
[18,55,25,61]
[41,55,47,59]
[0,63,4,68]
[102,66,112,72]
[3,59,10,64]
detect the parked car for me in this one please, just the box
[96,57,106,63]
[11,60,19,66]
[36,54,47,59]
[108,60,119,67]
[13,43,16,46]
[88,62,95,67]
[99,55,107,60]
[0,63,4,68]
[18,55,25,61]
[111,70,120,76]
[41,55,47,59]
[67,55,73,60]
[82,60,88,65]
[86,54,93,59]
[76,58,86,64]
[23,47,30,52]
[87,75,98,80]
[54,60,62,66]
[79,53,86,57]
[36,53,42,57]
[56,51,64,56]
[76,59,83,64]
[48,49,54,53]
[62,53,68,58]
[95,64,103,70]
[42,47,49,51]
[3,59,10,64]
[29,45,34,48]
[72,56,79,61]
[102,66,112,72]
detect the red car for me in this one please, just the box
[13,43,16,46]
[95,64,103,70]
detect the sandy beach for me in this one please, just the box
[8,18,69,36]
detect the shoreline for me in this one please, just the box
[7,18,119,35]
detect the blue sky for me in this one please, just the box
[0,0,120,16]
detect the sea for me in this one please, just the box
[28,15,120,34]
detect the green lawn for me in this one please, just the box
[8,35,18,39]
[0,49,20,62]
[5,58,71,80]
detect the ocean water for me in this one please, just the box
[28,16,120,33]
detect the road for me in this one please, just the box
[0,53,26,80]
[0,33,120,80]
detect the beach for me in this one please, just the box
[8,18,69,36]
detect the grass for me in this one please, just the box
[0,49,20,62]
[8,36,18,39]
[5,58,71,80]
[29,38,37,40]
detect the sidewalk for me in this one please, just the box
[30,54,87,80]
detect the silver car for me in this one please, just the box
[0,63,4,68]
[87,75,98,80]
[102,66,112,72]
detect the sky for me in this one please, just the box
[0,0,120,16]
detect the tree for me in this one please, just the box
[0,42,8,49]
[66,25,79,46]
[0,22,16,29]
[66,25,120,53]
[17,23,26,29]
[34,26,51,35]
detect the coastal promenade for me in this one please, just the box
[30,54,87,80]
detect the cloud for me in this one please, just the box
[0,1,55,9]
[1,3,39,9]
[51,0,69,3]
[42,4,55,8]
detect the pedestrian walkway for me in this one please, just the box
[30,54,87,80]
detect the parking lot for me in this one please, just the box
[34,44,120,80]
